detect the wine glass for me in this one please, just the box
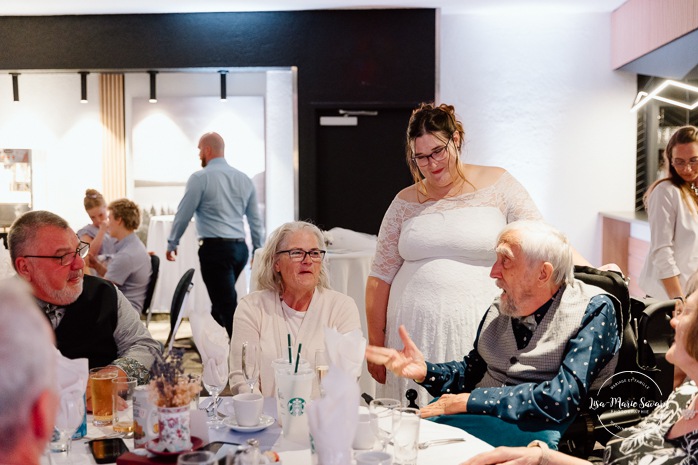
[241,341,260,393]
[54,392,85,459]
[314,349,329,397]
[203,359,228,428]
[369,398,402,452]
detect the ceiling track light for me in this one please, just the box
[80,71,89,103]
[11,73,19,102]
[148,71,158,103]
[631,79,698,112]
[219,70,228,101]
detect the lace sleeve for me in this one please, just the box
[369,197,408,284]
[498,172,543,223]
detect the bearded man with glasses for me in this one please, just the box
[7,210,161,402]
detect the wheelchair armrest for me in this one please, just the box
[636,300,675,371]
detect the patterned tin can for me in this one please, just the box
[132,385,158,448]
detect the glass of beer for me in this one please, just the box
[112,377,137,433]
[89,367,120,426]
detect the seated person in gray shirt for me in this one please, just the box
[8,210,161,398]
[366,220,621,448]
[90,199,152,313]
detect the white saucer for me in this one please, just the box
[223,414,275,432]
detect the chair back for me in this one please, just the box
[560,268,675,457]
[165,268,195,350]
[143,254,160,326]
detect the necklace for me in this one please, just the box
[691,183,698,197]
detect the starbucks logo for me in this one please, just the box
[287,397,306,417]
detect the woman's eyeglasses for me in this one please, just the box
[671,157,698,169]
[276,248,326,262]
[412,137,452,167]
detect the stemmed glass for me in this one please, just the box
[241,341,260,393]
[203,357,228,428]
[314,350,329,397]
[369,398,402,452]
[54,391,85,459]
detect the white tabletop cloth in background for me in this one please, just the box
[145,215,247,315]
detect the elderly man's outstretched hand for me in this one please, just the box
[365,325,427,383]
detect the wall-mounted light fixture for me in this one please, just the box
[631,79,698,112]
[11,73,19,102]
[80,71,89,103]
[148,71,158,103]
[219,70,228,101]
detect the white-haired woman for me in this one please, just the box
[228,221,361,398]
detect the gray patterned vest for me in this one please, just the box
[476,280,618,391]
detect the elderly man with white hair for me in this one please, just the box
[366,221,622,449]
[0,280,59,465]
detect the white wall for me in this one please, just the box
[440,10,638,265]
[0,72,102,230]
[0,70,296,237]
[0,11,639,264]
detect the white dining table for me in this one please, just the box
[43,397,493,465]
[145,215,248,316]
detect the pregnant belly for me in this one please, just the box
[390,257,498,320]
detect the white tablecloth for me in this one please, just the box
[145,215,247,316]
[44,397,493,465]
[250,248,377,398]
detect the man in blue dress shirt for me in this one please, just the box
[366,220,621,448]
[167,132,264,336]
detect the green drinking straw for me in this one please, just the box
[287,334,292,364]
[294,343,302,373]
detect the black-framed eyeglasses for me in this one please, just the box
[672,157,698,168]
[276,248,326,262]
[23,241,90,266]
[411,136,452,167]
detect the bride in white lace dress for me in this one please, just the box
[366,103,542,406]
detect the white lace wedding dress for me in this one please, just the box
[370,171,542,406]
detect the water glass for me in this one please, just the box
[369,398,401,452]
[112,377,137,434]
[392,407,420,465]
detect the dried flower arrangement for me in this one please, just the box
[148,348,201,408]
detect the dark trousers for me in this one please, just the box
[198,240,249,337]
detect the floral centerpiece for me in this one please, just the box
[147,349,201,452]
[148,348,201,407]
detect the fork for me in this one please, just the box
[417,438,466,449]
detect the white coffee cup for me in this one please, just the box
[355,451,392,465]
[352,412,376,450]
[232,393,264,427]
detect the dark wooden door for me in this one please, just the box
[314,107,415,235]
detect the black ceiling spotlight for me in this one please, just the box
[219,70,228,102]
[80,71,89,103]
[11,73,19,102]
[148,70,158,103]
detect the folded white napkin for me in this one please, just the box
[323,327,366,379]
[54,349,88,428]
[307,328,365,465]
[189,307,230,387]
